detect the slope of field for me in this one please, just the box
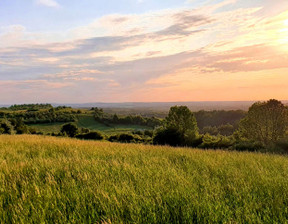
[0,135,287,223]
[29,114,151,135]
[76,114,152,134]
[29,122,66,134]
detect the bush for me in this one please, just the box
[199,134,235,149]
[144,130,153,137]
[76,131,104,140]
[15,125,30,134]
[108,135,118,142]
[132,130,144,136]
[28,127,38,134]
[0,119,13,134]
[218,124,235,136]
[80,128,90,134]
[60,123,78,137]
[108,133,143,143]
[202,126,218,135]
[118,133,137,143]
[153,128,184,147]
[184,135,203,147]
[271,138,288,154]
[234,141,264,152]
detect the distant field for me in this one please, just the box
[0,135,287,223]
[29,122,66,134]
[29,114,151,134]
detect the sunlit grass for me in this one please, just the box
[0,135,287,223]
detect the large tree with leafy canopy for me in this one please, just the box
[154,106,199,146]
[238,99,288,145]
[165,106,198,137]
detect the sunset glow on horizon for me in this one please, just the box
[1,0,288,104]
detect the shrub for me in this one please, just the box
[199,134,235,149]
[144,130,153,137]
[76,131,104,140]
[16,125,30,134]
[234,141,264,152]
[28,127,38,134]
[202,126,219,135]
[271,138,288,154]
[0,119,13,134]
[108,133,143,143]
[60,123,78,137]
[118,133,137,143]
[184,135,203,147]
[79,128,90,134]
[153,127,184,147]
[132,130,144,136]
[108,135,118,142]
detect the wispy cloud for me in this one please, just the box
[1,0,288,103]
[35,0,60,8]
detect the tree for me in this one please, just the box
[61,123,78,137]
[112,114,119,123]
[94,108,104,119]
[0,119,13,134]
[218,124,235,136]
[238,99,288,145]
[165,106,198,138]
[9,118,29,134]
[153,106,198,146]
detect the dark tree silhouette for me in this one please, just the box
[61,123,78,137]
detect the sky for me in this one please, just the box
[1,0,288,103]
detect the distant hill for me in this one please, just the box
[53,101,288,111]
[2,101,288,112]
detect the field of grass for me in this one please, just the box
[29,114,151,135]
[0,135,288,223]
[29,122,66,134]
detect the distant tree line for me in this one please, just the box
[195,110,246,129]
[6,103,53,111]
[1,100,288,154]
[93,107,162,128]
[195,110,246,136]
[0,105,77,124]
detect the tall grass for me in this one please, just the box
[0,135,287,223]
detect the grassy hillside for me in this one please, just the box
[0,135,288,223]
[29,114,151,135]
[76,114,152,134]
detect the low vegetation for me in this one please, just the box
[0,135,288,223]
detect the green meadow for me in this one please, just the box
[29,114,151,135]
[0,135,287,223]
